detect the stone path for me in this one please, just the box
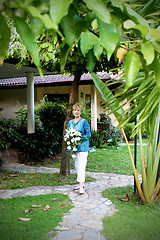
[0,163,137,240]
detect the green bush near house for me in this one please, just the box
[90,130,104,148]
[18,99,66,162]
[0,100,66,163]
[90,114,123,148]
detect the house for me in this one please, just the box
[0,62,124,132]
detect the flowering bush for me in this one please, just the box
[64,128,82,159]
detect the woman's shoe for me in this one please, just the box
[79,188,85,195]
[74,185,84,190]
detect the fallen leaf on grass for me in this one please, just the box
[42,205,50,211]
[31,205,41,208]
[19,218,31,221]
[19,185,22,188]
[2,176,7,180]
[118,194,129,202]
[24,208,33,213]
[9,174,19,177]
[20,180,29,183]
[52,198,57,200]
[60,204,66,207]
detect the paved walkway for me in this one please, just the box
[1,162,137,240]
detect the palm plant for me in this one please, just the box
[90,0,160,203]
[92,70,160,203]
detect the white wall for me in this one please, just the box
[0,88,27,119]
[0,85,127,127]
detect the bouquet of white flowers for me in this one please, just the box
[64,128,82,159]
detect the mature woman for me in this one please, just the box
[67,104,91,195]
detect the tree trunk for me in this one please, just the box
[60,70,82,176]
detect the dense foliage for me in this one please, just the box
[90,114,123,148]
[0,100,66,163]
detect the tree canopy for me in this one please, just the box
[1,0,159,78]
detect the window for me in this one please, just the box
[85,94,91,108]
[45,94,69,102]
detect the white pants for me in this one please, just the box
[75,152,88,182]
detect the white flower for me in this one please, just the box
[64,129,82,156]
[72,154,76,159]
[75,137,81,141]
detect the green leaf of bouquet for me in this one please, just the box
[83,0,111,24]
[0,13,11,64]
[98,19,120,60]
[50,0,73,24]
[14,16,40,68]
[124,51,141,89]
[140,42,155,65]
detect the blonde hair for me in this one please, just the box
[72,104,83,112]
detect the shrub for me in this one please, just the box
[90,130,104,148]
[81,105,91,124]
[17,98,66,162]
[18,125,60,162]
[0,113,21,168]
[0,99,66,163]
[35,97,66,134]
[90,113,123,148]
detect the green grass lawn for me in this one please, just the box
[1,143,157,240]
[41,144,146,175]
[0,193,73,240]
[101,186,160,240]
[0,171,94,190]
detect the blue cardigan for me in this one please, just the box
[67,118,91,152]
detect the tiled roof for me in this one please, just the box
[0,72,111,88]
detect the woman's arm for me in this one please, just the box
[67,120,71,130]
[82,120,91,141]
